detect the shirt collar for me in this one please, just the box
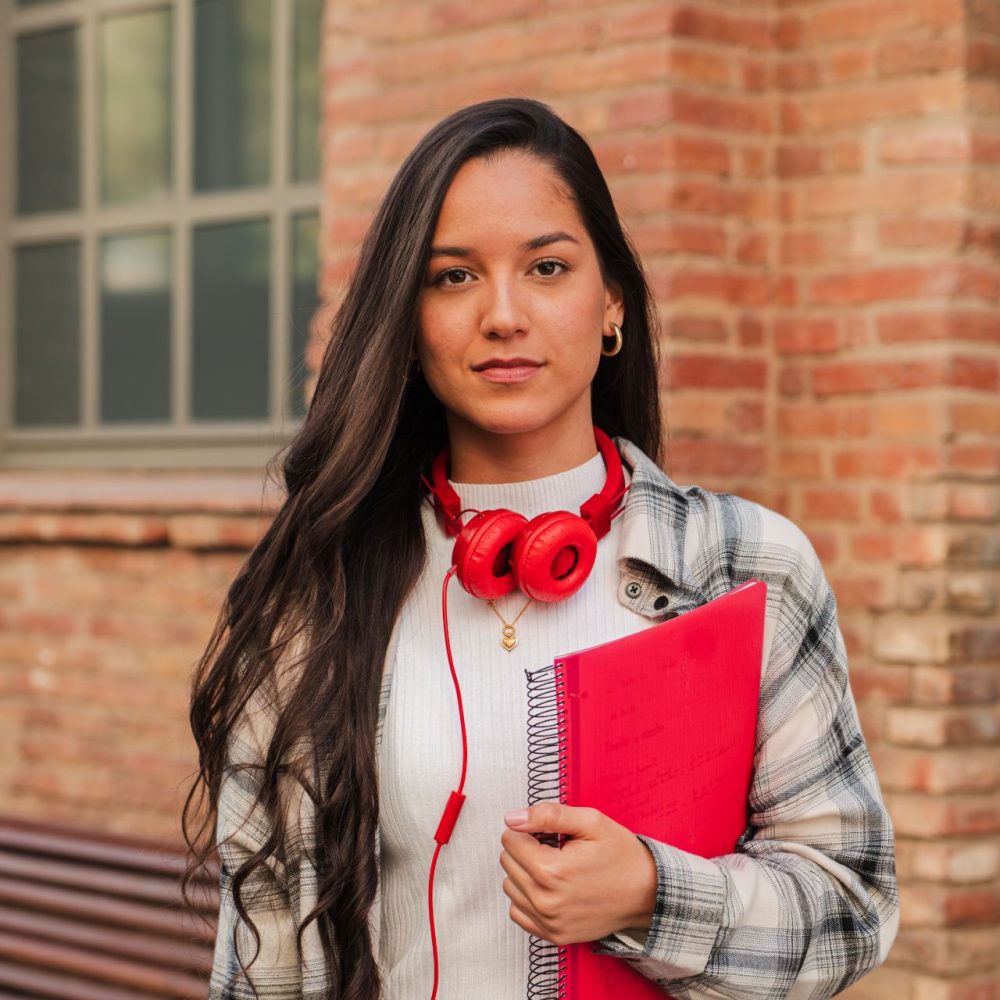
[613,436,707,610]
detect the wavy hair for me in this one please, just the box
[183,96,662,999]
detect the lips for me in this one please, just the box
[473,358,544,384]
[471,357,543,371]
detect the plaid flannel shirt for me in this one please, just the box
[209,437,899,999]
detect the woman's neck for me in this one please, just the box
[445,414,599,484]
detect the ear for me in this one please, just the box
[603,279,625,329]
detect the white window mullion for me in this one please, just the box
[80,7,99,429]
[0,10,13,439]
[271,0,292,426]
[174,0,193,427]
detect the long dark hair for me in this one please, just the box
[184,97,662,999]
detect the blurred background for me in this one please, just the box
[1,0,998,997]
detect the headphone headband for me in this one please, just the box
[427,427,625,539]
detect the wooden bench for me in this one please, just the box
[0,815,218,1000]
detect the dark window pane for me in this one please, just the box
[100,9,173,204]
[192,220,270,420]
[17,28,80,214]
[194,0,271,191]
[292,0,321,182]
[100,232,172,423]
[15,243,81,426]
[290,212,318,418]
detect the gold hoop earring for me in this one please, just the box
[601,322,623,357]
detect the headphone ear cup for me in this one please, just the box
[452,509,528,600]
[512,511,598,603]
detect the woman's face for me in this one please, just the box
[415,151,623,447]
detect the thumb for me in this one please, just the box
[504,802,595,836]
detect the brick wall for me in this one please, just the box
[318,0,999,995]
[773,1,1000,995]
[0,476,277,840]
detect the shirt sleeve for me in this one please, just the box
[593,532,900,999]
[208,679,326,1000]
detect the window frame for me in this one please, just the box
[1,0,319,470]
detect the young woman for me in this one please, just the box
[185,98,898,1000]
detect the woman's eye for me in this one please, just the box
[533,259,568,277]
[434,267,473,286]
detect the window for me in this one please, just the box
[1,0,322,468]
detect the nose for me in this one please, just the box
[480,275,529,339]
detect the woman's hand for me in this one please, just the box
[499,802,657,946]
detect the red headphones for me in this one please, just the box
[425,426,626,603]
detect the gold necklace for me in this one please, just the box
[486,596,534,651]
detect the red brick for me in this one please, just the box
[908,839,1000,882]
[794,173,965,220]
[664,135,732,176]
[775,57,820,91]
[892,927,1000,975]
[971,131,1000,164]
[878,218,966,250]
[812,359,948,396]
[666,46,734,89]
[775,317,840,353]
[728,399,766,432]
[873,748,1000,796]
[803,487,862,519]
[877,36,965,77]
[887,705,1000,747]
[912,666,1000,706]
[670,91,773,135]
[736,143,769,179]
[828,46,873,82]
[851,531,898,561]
[609,89,671,129]
[670,6,772,48]
[637,221,727,257]
[848,661,911,699]
[792,0,957,46]
[738,315,767,347]
[665,355,768,390]
[779,230,825,266]
[878,311,1000,344]
[832,138,864,173]
[776,144,824,177]
[797,76,964,132]
[873,400,946,438]
[834,445,943,478]
[952,401,1000,435]
[808,266,956,305]
[950,445,1000,477]
[777,447,825,478]
[735,232,769,265]
[951,357,1000,392]
[667,440,766,478]
[871,489,904,523]
[664,314,728,343]
[879,125,971,164]
[741,58,769,93]
[548,43,670,95]
[889,793,1000,840]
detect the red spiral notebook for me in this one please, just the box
[522,579,767,999]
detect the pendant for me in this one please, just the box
[501,624,517,652]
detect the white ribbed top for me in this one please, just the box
[376,450,648,999]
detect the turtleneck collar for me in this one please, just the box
[448,450,609,521]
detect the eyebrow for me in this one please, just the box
[428,231,582,260]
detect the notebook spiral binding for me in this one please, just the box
[524,662,569,1000]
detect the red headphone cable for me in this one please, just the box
[428,565,468,1000]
